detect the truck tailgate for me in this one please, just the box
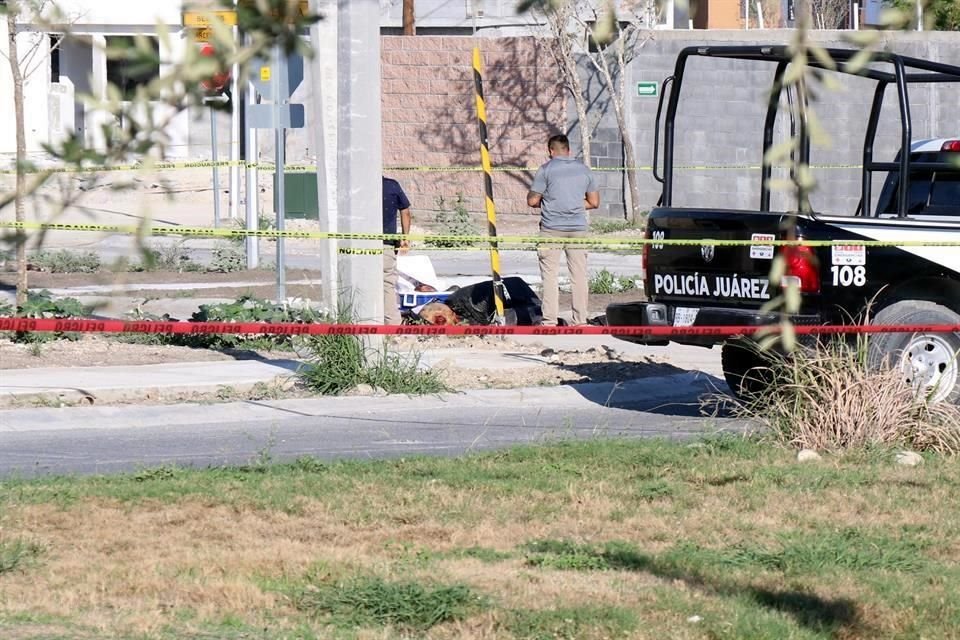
[646,208,788,308]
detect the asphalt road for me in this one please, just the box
[41,233,643,279]
[0,374,742,479]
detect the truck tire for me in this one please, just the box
[867,301,960,404]
[721,340,775,400]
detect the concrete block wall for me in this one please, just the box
[626,30,960,217]
[381,36,565,218]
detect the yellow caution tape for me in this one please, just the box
[0,161,866,176]
[337,247,385,255]
[3,221,960,248]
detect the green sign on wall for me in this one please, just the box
[637,81,658,97]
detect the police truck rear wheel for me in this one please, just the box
[721,340,775,400]
[867,301,960,404]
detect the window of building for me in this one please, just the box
[105,35,160,100]
[50,34,62,82]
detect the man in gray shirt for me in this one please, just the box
[527,134,600,325]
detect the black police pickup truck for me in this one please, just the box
[606,46,960,404]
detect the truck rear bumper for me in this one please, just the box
[605,301,821,347]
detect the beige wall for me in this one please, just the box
[381,36,565,216]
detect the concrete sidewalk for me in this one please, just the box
[0,336,723,407]
[0,360,302,405]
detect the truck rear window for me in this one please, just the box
[881,153,960,216]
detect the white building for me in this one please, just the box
[0,0,189,157]
[0,0,680,158]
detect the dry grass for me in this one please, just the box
[1,439,958,639]
[716,339,960,454]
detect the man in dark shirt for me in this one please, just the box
[382,176,411,325]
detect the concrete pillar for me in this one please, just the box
[89,34,109,151]
[336,0,382,324]
[162,34,189,159]
[309,0,339,316]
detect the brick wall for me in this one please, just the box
[381,36,566,219]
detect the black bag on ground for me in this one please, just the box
[446,276,543,325]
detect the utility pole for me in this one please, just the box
[229,0,241,221]
[308,0,336,316]
[402,0,415,35]
[337,0,383,324]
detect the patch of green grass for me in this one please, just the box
[589,217,644,235]
[446,546,514,563]
[522,539,610,571]
[661,528,931,576]
[521,528,932,578]
[293,575,485,631]
[0,539,44,574]
[635,478,675,500]
[297,339,448,396]
[2,439,960,639]
[506,605,638,639]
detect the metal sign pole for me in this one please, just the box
[203,95,229,226]
[273,44,286,303]
[210,108,221,228]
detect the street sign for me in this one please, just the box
[186,1,310,25]
[637,81,658,97]
[250,52,304,100]
[247,103,305,129]
[193,28,213,42]
[183,10,239,27]
[863,0,885,25]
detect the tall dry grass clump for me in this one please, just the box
[721,339,960,455]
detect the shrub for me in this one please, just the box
[135,241,203,272]
[718,339,960,455]
[427,193,480,248]
[588,269,639,294]
[208,241,246,273]
[296,303,448,396]
[0,290,93,343]
[297,337,449,396]
[114,296,324,350]
[30,249,101,273]
[184,296,325,350]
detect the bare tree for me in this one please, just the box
[534,2,592,163]
[4,5,28,306]
[530,1,660,224]
[574,2,657,224]
[2,1,44,306]
[2,1,77,305]
[801,0,850,28]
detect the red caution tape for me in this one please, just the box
[1,318,959,337]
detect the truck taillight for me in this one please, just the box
[642,229,651,274]
[782,244,820,293]
[942,140,960,152]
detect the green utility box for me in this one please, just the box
[273,172,319,219]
